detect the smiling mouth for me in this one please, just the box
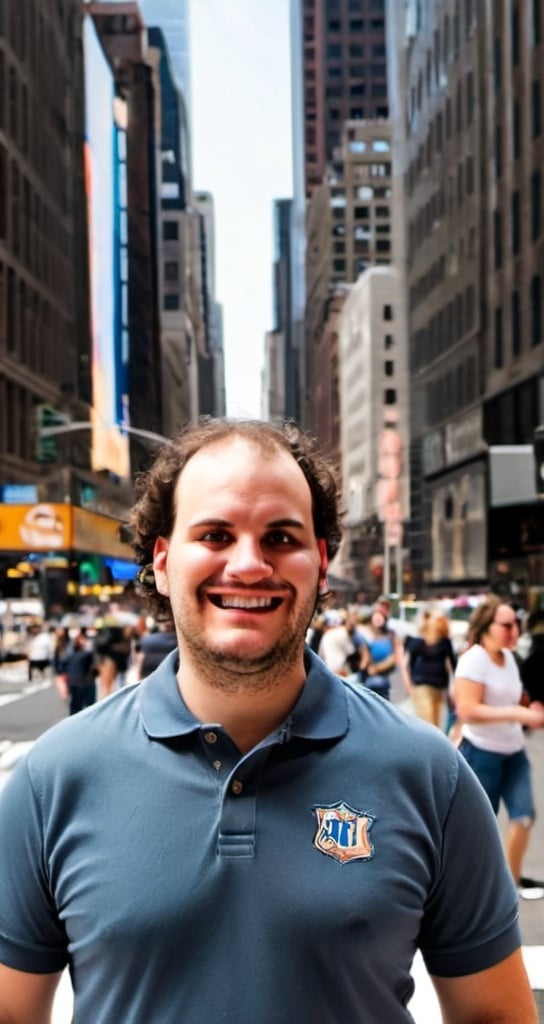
[207,595,283,611]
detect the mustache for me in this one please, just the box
[201,579,290,593]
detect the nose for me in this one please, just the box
[225,535,274,583]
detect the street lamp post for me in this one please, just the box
[39,421,169,447]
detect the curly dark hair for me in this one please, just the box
[127,417,343,616]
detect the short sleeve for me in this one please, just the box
[0,757,68,973]
[418,752,521,977]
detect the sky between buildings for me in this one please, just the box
[189,0,293,416]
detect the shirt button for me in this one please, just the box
[213,760,222,771]
[231,779,243,795]
[204,731,217,744]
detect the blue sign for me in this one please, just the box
[2,485,39,504]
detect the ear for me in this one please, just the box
[317,539,329,596]
[317,538,329,575]
[152,537,170,596]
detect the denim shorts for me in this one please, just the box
[458,738,535,821]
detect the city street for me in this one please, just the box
[1,661,543,1020]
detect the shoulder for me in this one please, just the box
[455,643,485,674]
[23,684,142,788]
[343,680,460,783]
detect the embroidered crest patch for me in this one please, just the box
[312,801,375,864]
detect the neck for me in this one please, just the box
[176,656,307,754]
[482,638,505,664]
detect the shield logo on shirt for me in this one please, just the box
[312,801,375,864]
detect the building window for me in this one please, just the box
[533,79,542,136]
[466,70,474,122]
[384,333,394,349]
[164,293,180,310]
[531,169,541,240]
[384,388,397,404]
[466,155,475,194]
[531,274,542,345]
[384,360,394,377]
[511,290,522,357]
[495,124,502,179]
[534,0,542,44]
[494,306,503,367]
[512,4,520,64]
[512,190,521,254]
[513,102,521,159]
[494,209,502,268]
[164,260,178,282]
[493,36,501,93]
[383,304,393,321]
[163,220,178,241]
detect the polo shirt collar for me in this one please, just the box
[140,647,348,743]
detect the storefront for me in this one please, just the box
[0,502,136,614]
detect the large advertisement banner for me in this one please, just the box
[83,14,130,480]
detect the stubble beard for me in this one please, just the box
[175,587,319,695]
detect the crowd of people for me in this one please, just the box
[310,591,544,901]
[0,416,542,1021]
[21,603,177,716]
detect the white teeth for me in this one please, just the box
[219,596,274,609]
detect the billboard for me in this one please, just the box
[83,15,129,479]
[0,504,133,559]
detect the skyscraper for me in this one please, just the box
[138,0,191,116]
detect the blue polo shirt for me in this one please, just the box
[0,649,520,1023]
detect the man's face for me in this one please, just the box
[152,437,327,683]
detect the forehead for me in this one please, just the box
[174,436,313,517]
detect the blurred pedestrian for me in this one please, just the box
[52,625,70,702]
[27,623,55,681]
[454,594,544,900]
[404,607,457,727]
[58,629,96,716]
[135,616,177,680]
[358,605,398,699]
[0,418,537,1022]
[92,618,133,699]
[520,610,544,704]
[317,608,363,677]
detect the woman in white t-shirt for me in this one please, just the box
[454,594,544,899]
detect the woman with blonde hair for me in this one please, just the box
[403,606,456,727]
[455,594,544,899]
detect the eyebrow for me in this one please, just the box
[189,517,306,531]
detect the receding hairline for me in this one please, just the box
[173,432,313,487]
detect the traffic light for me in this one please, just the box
[534,425,544,497]
[35,405,68,463]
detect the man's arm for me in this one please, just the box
[0,963,62,1024]
[431,949,538,1023]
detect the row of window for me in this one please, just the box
[493,175,542,268]
[426,355,478,428]
[326,43,385,61]
[494,276,543,367]
[0,376,38,461]
[493,2,543,93]
[0,52,71,214]
[408,162,476,254]
[410,255,447,311]
[412,285,477,371]
[0,148,70,295]
[0,262,66,378]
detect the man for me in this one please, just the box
[318,608,365,677]
[0,418,537,1023]
[134,615,178,680]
